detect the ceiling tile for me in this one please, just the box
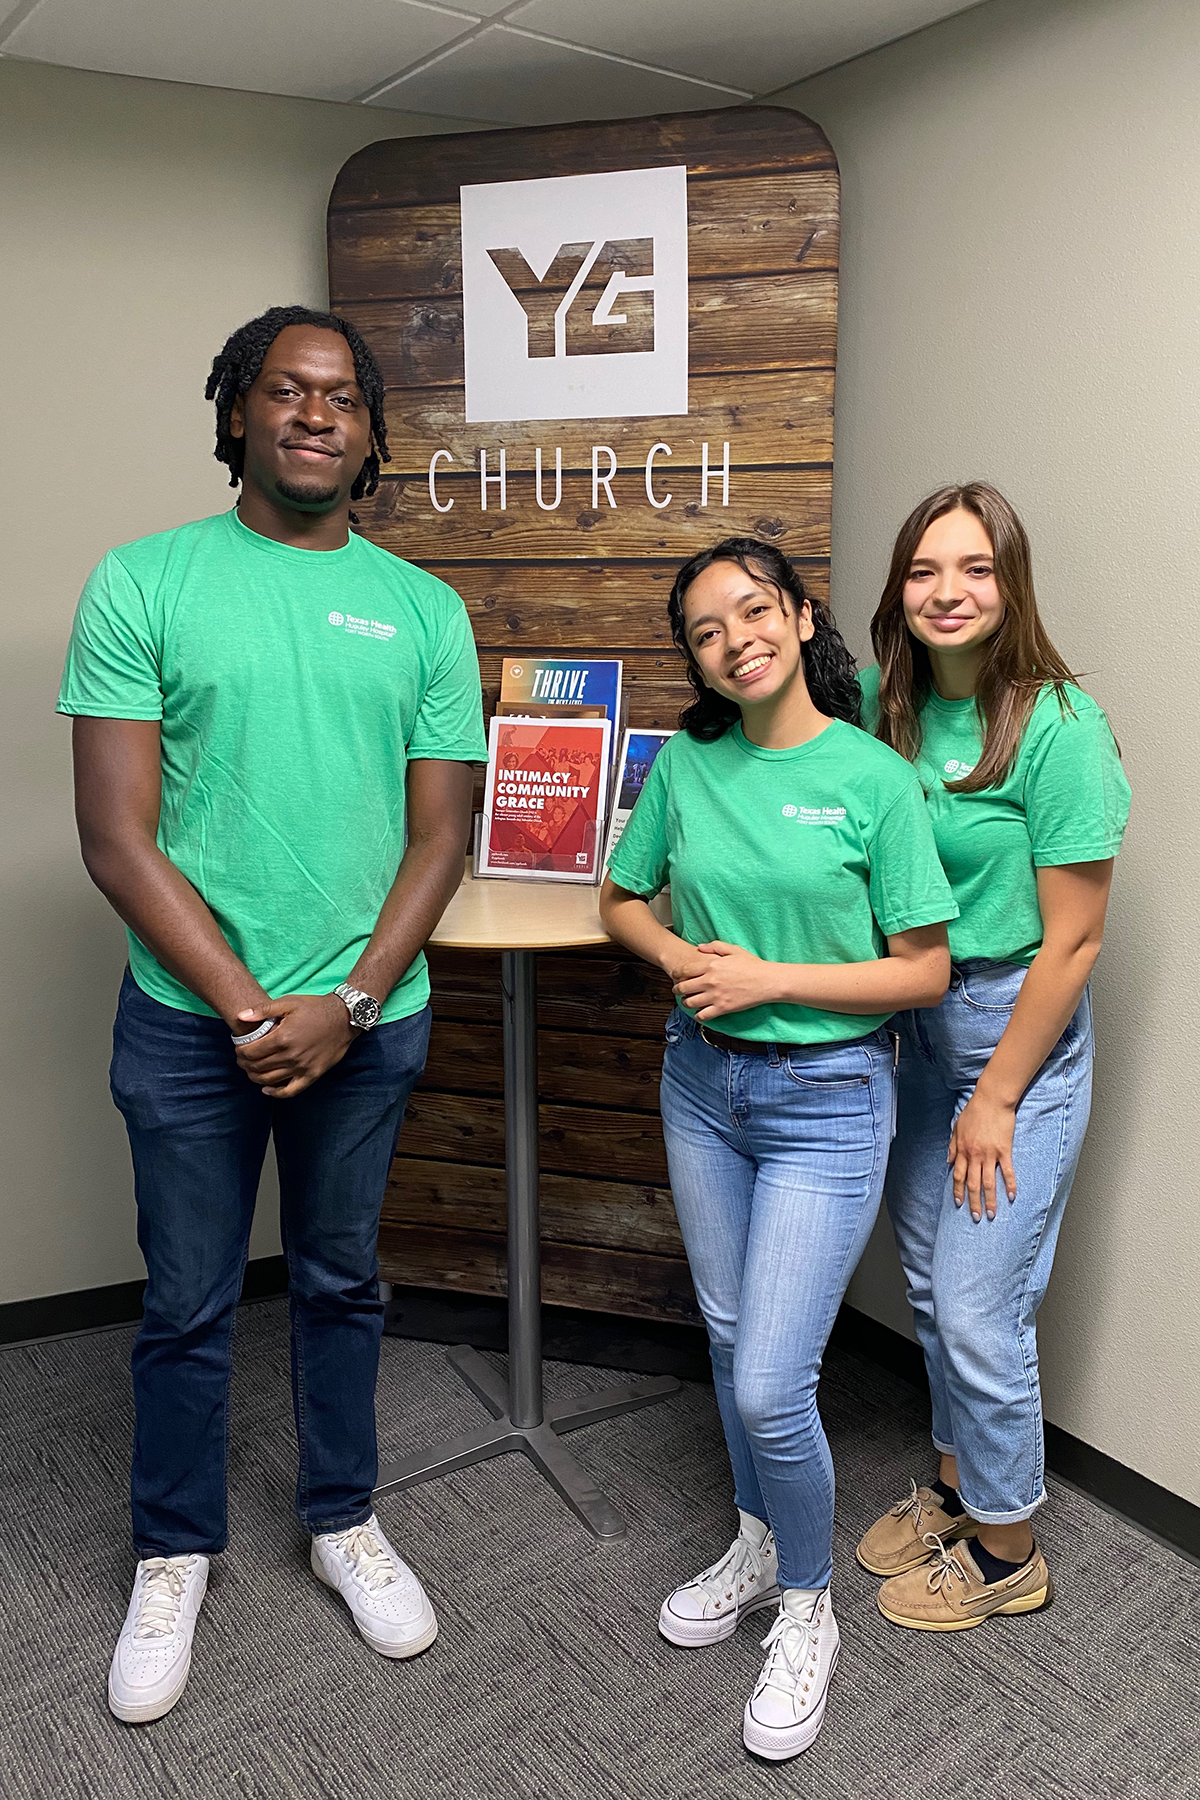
[3,0,480,104]
[507,0,972,95]
[371,24,745,124]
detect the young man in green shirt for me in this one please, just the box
[58,306,486,1723]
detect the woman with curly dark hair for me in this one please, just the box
[600,537,956,1761]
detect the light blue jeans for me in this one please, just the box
[659,1009,894,1589]
[887,960,1094,1525]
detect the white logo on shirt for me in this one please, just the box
[327,611,396,642]
[781,804,847,824]
[943,758,975,776]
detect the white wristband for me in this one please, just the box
[231,1018,279,1047]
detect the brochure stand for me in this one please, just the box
[374,860,680,1541]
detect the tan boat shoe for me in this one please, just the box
[877,1533,1054,1631]
[855,1479,973,1577]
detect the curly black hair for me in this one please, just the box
[204,305,390,501]
[667,537,862,740]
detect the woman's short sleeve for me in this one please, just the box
[1023,698,1131,866]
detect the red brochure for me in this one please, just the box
[479,715,612,883]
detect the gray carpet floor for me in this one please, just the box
[1,1299,1197,1800]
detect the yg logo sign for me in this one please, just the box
[460,165,688,424]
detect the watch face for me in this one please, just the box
[351,994,382,1029]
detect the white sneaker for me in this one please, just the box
[311,1514,438,1659]
[108,1554,209,1724]
[659,1511,780,1647]
[743,1587,839,1761]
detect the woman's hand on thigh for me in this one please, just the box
[948,1088,1017,1222]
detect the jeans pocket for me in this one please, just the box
[956,963,1026,1012]
[780,1045,872,1090]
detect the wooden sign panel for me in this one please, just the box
[327,106,838,1324]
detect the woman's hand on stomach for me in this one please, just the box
[673,941,780,1021]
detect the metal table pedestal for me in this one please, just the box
[375,948,680,1541]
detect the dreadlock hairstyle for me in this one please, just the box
[667,537,862,742]
[869,482,1077,793]
[204,305,390,502]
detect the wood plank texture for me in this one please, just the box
[377,1223,700,1324]
[329,108,836,1324]
[399,1092,671,1185]
[425,946,676,1037]
[350,271,837,390]
[430,558,829,649]
[329,107,835,211]
[356,469,831,563]
[384,1159,684,1256]
[420,1020,665,1112]
[332,171,840,302]
[383,369,835,476]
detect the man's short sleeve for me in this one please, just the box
[406,591,487,762]
[607,752,671,898]
[57,552,164,719]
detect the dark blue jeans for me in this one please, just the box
[110,971,430,1557]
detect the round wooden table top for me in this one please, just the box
[429,858,613,952]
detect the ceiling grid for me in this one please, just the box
[0,0,981,123]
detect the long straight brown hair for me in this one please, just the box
[870,482,1076,792]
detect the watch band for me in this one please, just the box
[334,982,382,1030]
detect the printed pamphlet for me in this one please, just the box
[602,727,675,873]
[479,715,612,883]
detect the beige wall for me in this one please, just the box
[0,58,474,1304]
[781,0,1200,1502]
[4,0,1197,1505]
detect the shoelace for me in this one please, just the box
[691,1532,771,1609]
[325,1523,405,1592]
[922,1531,972,1596]
[131,1557,193,1640]
[891,1477,932,1531]
[757,1602,820,1702]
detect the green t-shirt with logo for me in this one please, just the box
[858,665,1130,965]
[57,508,486,1020]
[607,717,957,1044]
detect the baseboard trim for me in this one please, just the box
[0,1255,289,1349]
[385,1285,1200,1565]
[5,1270,1196,1563]
[832,1306,1200,1568]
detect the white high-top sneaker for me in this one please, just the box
[659,1510,780,1647]
[311,1514,438,1658]
[108,1554,209,1724]
[744,1591,841,1756]
[743,1586,839,1760]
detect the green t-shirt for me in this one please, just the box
[858,665,1130,965]
[607,717,957,1044]
[57,508,486,1020]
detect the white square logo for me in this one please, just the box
[460,165,689,424]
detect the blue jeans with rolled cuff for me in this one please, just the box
[659,1008,894,1590]
[109,970,430,1557]
[887,960,1093,1526]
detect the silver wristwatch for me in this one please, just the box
[334,982,382,1031]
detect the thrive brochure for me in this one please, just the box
[602,727,675,873]
[498,658,626,773]
[479,716,612,883]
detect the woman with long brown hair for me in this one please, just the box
[855,483,1130,1630]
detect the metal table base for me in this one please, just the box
[376,947,680,1541]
